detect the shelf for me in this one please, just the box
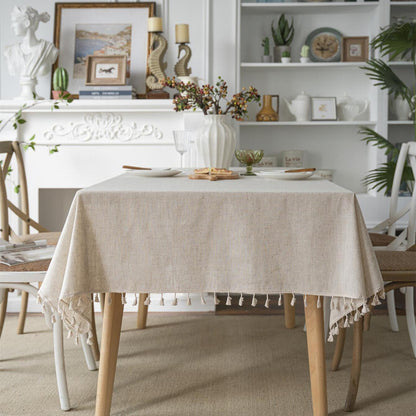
[388,61,413,66]
[239,121,376,127]
[390,1,416,6]
[388,120,413,125]
[241,2,379,15]
[241,62,366,68]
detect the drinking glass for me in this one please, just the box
[173,130,191,168]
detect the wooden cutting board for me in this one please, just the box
[188,172,240,181]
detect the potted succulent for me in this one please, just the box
[164,76,260,168]
[261,37,272,63]
[360,19,416,194]
[52,67,70,100]
[271,14,294,63]
[281,50,291,63]
[300,45,310,64]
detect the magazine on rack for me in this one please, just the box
[0,238,55,266]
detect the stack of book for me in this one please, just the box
[78,85,135,100]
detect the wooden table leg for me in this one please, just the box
[137,293,149,330]
[95,293,124,416]
[305,295,328,416]
[331,327,346,371]
[283,293,296,329]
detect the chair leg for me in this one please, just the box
[53,313,70,411]
[0,289,8,338]
[100,293,105,314]
[137,293,149,330]
[90,299,100,361]
[80,333,97,371]
[283,293,296,329]
[405,287,416,358]
[17,290,29,334]
[331,327,346,371]
[344,318,364,412]
[387,290,399,332]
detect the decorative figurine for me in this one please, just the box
[174,24,192,78]
[300,45,310,64]
[146,17,169,99]
[4,6,58,100]
[261,37,272,63]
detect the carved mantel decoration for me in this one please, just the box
[43,113,164,143]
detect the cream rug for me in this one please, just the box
[0,313,415,416]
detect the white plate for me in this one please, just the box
[256,170,314,180]
[126,169,182,177]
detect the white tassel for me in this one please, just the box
[226,292,232,306]
[304,296,307,308]
[94,293,100,303]
[371,294,381,306]
[349,314,354,324]
[344,316,350,328]
[379,289,386,300]
[343,297,348,310]
[214,292,220,305]
[327,329,334,342]
[132,294,138,306]
[144,295,151,306]
[317,296,321,308]
[239,293,244,306]
[251,294,257,307]
[200,293,206,305]
[361,301,369,314]
[160,293,164,306]
[354,310,360,322]
[122,293,127,305]
[265,294,270,308]
[187,293,191,306]
[334,325,339,335]
[172,293,178,306]
[290,293,296,307]
[278,294,282,306]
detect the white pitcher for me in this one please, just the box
[337,94,369,121]
[284,91,311,122]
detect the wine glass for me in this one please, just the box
[173,130,192,168]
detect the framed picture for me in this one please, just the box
[311,97,337,121]
[86,55,127,85]
[53,2,155,97]
[342,36,369,62]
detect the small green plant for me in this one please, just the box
[301,45,310,58]
[271,14,294,46]
[52,67,69,92]
[262,37,270,56]
[282,50,290,58]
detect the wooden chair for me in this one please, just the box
[331,142,416,411]
[0,141,98,410]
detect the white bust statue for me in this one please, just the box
[4,6,59,100]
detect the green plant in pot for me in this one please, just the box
[360,19,416,194]
[281,50,291,63]
[52,67,70,100]
[261,37,271,63]
[271,14,294,63]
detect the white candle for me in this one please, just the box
[148,17,163,33]
[175,24,189,43]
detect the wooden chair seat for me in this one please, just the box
[0,258,51,273]
[376,249,416,273]
[369,232,396,246]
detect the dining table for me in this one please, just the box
[38,170,384,416]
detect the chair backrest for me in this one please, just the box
[387,141,416,249]
[0,141,47,242]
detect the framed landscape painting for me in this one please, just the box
[53,2,155,97]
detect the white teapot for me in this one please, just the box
[337,93,369,121]
[284,91,311,122]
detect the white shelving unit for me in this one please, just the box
[236,0,415,224]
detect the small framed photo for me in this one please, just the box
[85,55,127,85]
[311,97,337,121]
[342,36,369,62]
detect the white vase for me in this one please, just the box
[393,97,411,121]
[196,115,236,169]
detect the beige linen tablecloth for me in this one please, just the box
[39,173,384,342]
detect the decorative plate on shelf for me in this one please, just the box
[305,27,343,62]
